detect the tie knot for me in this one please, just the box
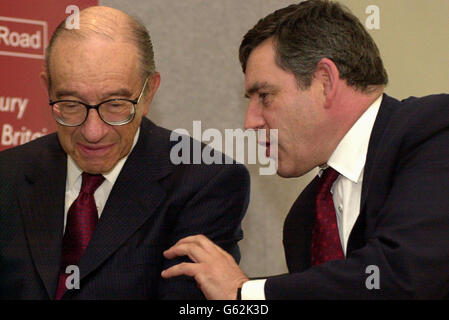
[318,167,339,194]
[80,172,105,194]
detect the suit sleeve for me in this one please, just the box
[265,128,449,299]
[158,163,250,299]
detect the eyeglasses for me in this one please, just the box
[49,78,148,127]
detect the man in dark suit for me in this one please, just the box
[0,6,249,299]
[162,0,449,299]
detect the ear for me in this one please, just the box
[315,58,339,108]
[142,72,161,116]
[39,71,50,94]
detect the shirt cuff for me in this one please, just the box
[241,279,267,300]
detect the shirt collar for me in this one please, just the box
[326,94,382,183]
[67,127,140,189]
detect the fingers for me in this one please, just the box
[163,242,203,262]
[161,262,197,279]
[161,234,248,299]
[163,234,219,261]
[161,234,230,280]
[160,236,211,280]
[161,235,214,280]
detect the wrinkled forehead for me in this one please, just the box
[50,36,138,77]
[48,39,141,102]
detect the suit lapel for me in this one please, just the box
[347,94,397,253]
[283,176,319,273]
[19,134,66,299]
[76,118,173,283]
[360,94,396,208]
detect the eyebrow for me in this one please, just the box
[102,88,134,99]
[54,90,80,100]
[54,88,134,101]
[244,81,277,98]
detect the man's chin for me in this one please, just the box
[276,165,296,178]
[276,162,311,178]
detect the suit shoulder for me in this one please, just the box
[168,133,250,183]
[400,93,449,105]
[145,119,248,169]
[138,118,250,183]
[381,94,449,162]
[397,93,449,115]
[385,93,449,131]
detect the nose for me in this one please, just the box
[244,98,265,130]
[80,109,108,143]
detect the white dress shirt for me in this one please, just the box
[242,95,383,300]
[63,128,140,232]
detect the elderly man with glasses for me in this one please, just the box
[0,6,249,300]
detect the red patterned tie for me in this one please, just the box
[311,167,344,266]
[55,172,104,300]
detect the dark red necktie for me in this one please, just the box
[311,167,344,266]
[55,172,104,300]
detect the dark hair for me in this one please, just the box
[45,14,155,87]
[239,0,388,91]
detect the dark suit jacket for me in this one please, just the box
[266,94,449,299]
[0,117,250,300]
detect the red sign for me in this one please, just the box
[0,0,98,151]
[0,16,47,59]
